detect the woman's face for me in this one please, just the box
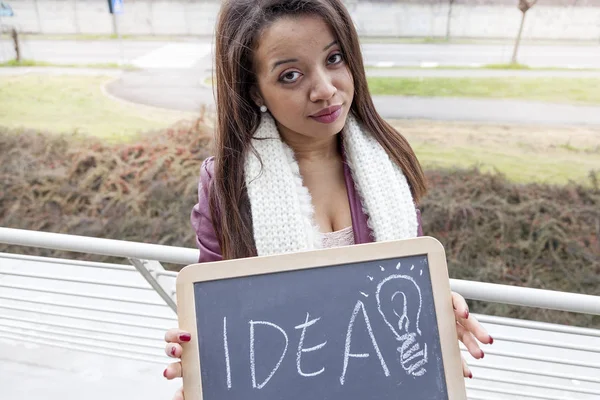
[252,14,354,142]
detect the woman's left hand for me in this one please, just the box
[451,291,493,379]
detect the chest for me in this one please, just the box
[299,160,352,233]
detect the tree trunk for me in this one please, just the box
[511,11,527,64]
[11,28,20,62]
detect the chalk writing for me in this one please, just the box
[249,321,289,389]
[376,268,429,377]
[294,313,327,377]
[340,300,390,385]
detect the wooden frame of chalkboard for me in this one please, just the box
[176,236,466,400]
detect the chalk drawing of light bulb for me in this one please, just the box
[376,269,428,377]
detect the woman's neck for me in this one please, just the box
[280,132,341,164]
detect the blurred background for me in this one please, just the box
[0,0,599,398]
[1,0,599,325]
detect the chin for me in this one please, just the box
[309,110,349,136]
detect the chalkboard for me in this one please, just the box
[177,236,466,400]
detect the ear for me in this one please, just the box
[250,85,263,108]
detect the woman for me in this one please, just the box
[164,0,492,398]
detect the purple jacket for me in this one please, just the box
[191,157,423,263]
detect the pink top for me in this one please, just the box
[321,226,355,248]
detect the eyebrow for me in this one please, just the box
[270,40,339,72]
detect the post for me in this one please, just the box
[73,0,80,34]
[112,12,118,36]
[116,14,124,66]
[33,0,42,33]
[446,0,455,41]
[107,0,125,66]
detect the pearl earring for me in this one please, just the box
[260,105,267,113]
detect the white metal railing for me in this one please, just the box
[1,226,599,400]
[1,227,599,315]
[0,227,198,265]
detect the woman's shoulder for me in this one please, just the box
[200,156,216,183]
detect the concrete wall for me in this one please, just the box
[2,0,600,40]
[349,3,600,40]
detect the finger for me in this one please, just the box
[456,322,483,360]
[172,386,185,400]
[165,343,183,358]
[461,355,472,379]
[452,292,469,320]
[165,328,192,344]
[164,361,183,380]
[462,313,493,345]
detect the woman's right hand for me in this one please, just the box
[164,328,192,400]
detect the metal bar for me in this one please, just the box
[0,334,166,365]
[475,374,600,396]
[0,283,167,307]
[0,322,162,350]
[472,362,600,384]
[491,334,600,354]
[130,258,177,313]
[460,348,600,369]
[156,270,178,278]
[0,304,171,331]
[0,315,161,341]
[475,314,600,338]
[0,252,136,271]
[0,227,198,265]
[466,384,567,400]
[0,270,153,290]
[0,294,176,321]
[467,396,503,400]
[0,327,165,359]
[451,279,600,316]
[3,228,600,315]
[467,396,505,400]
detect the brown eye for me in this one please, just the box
[280,71,302,84]
[327,53,343,65]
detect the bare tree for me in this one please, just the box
[511,0,538,64]
[11,27,20,62]
[446,0,456,40]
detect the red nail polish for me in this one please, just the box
[180,333,191,342]
[481,351,485,359]
[163,369,168,378]
[170,346,176,356]
[465,310,469,319]
[469,372,473,379]
[489,336,494,345]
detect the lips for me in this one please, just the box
[309,105,342,124]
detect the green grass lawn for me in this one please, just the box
[413,143,599,186]
[0,75,193,141]
[389,120,600,186]
[0,59,138,70]
[2,74,597,185]
[367,77,600,104]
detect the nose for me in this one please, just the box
[309,69,337,103]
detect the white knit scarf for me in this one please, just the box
[244,113,418,257]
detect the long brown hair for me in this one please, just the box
[212,0,427,259]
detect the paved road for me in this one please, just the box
[2,39,600,69]
[105,68,600,126]
[362,43,600,69]
[3,65,600,125]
